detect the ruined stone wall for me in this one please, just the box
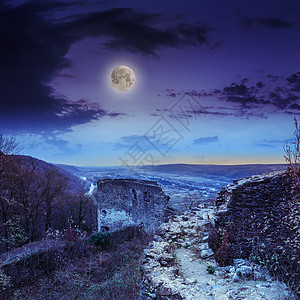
[96,179,173,233]
[213,171,300,295]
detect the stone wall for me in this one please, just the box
[96,179,173,233]
[213,171,300,296]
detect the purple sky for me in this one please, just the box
[1,0,300,166]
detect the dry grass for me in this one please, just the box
[1,226,152,300]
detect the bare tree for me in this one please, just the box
[39,166,68,232]
[0,155,22,250]
[11,157,41,241]
[284,117,300,172]
[183,192,203,211]
[283,117,300,199]
[55,192,96,232]
[74,193,95,230]
[0,134,19,155]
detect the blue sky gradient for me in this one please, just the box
[1,0,300,166]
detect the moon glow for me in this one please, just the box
[110,65,136,92]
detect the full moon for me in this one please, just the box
[110,65,136,92]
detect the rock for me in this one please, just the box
[232,274,240,282]
[200,248,214,258]
[153,235,163,242]
[189,229,198,236]
[236,266,253,279]
[201,235,209,243]
[253,270,267,281]
[186,278,197,285]
[160,260,168,266]
[234,259,251,268]
[198,243,209,250]
[224,266,232,272]
[158,286,172,296]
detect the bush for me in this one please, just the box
[0,266,11,293]
[206,265,215,274]
[90,232,111,248]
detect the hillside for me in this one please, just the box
[0,154,97,255]
[15,155,86,194]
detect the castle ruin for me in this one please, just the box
[96,179,172,233]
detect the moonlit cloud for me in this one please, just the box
[0,1,212,132]
[162,72,300,120]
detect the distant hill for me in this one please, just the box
[148,163,288,180]
[55,162,288,185]
[53,163,83,176]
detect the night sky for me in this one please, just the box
[1,0,300,166]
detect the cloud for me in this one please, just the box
[17,132,83,156]
[0,1,212,132]
[193,136,218,145]
[243,17,294,29]
[220,81,270,108]
[114,135,153,151]
[60,7,212,56]
[161,71,300,120]
[286,72,300,92]
[255,143,275,148]
[255,138,293,148]
[289,104,300,110]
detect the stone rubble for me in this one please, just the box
[139,204,298,300]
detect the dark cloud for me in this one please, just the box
[221,82,270,108]
[243,17,294,29]
[286,72,300,92]
[50,6,211,56]
[219,76,299,112]
[164,89,213,98]
[193,136,218,145]
[289,103,300,110]
[0,1,211,132]
[285,110,300,116]
[162,72,300,119]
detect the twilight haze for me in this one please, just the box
[1,0,300,166]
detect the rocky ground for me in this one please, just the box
[139,205,298,299]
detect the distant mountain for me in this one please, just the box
[55,162,288,185]
[148,163,288,180]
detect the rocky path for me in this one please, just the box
[176,248,292,299]
[139,205,297,299]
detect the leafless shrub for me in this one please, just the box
[0,134,20,155]
[283,117,300,198]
